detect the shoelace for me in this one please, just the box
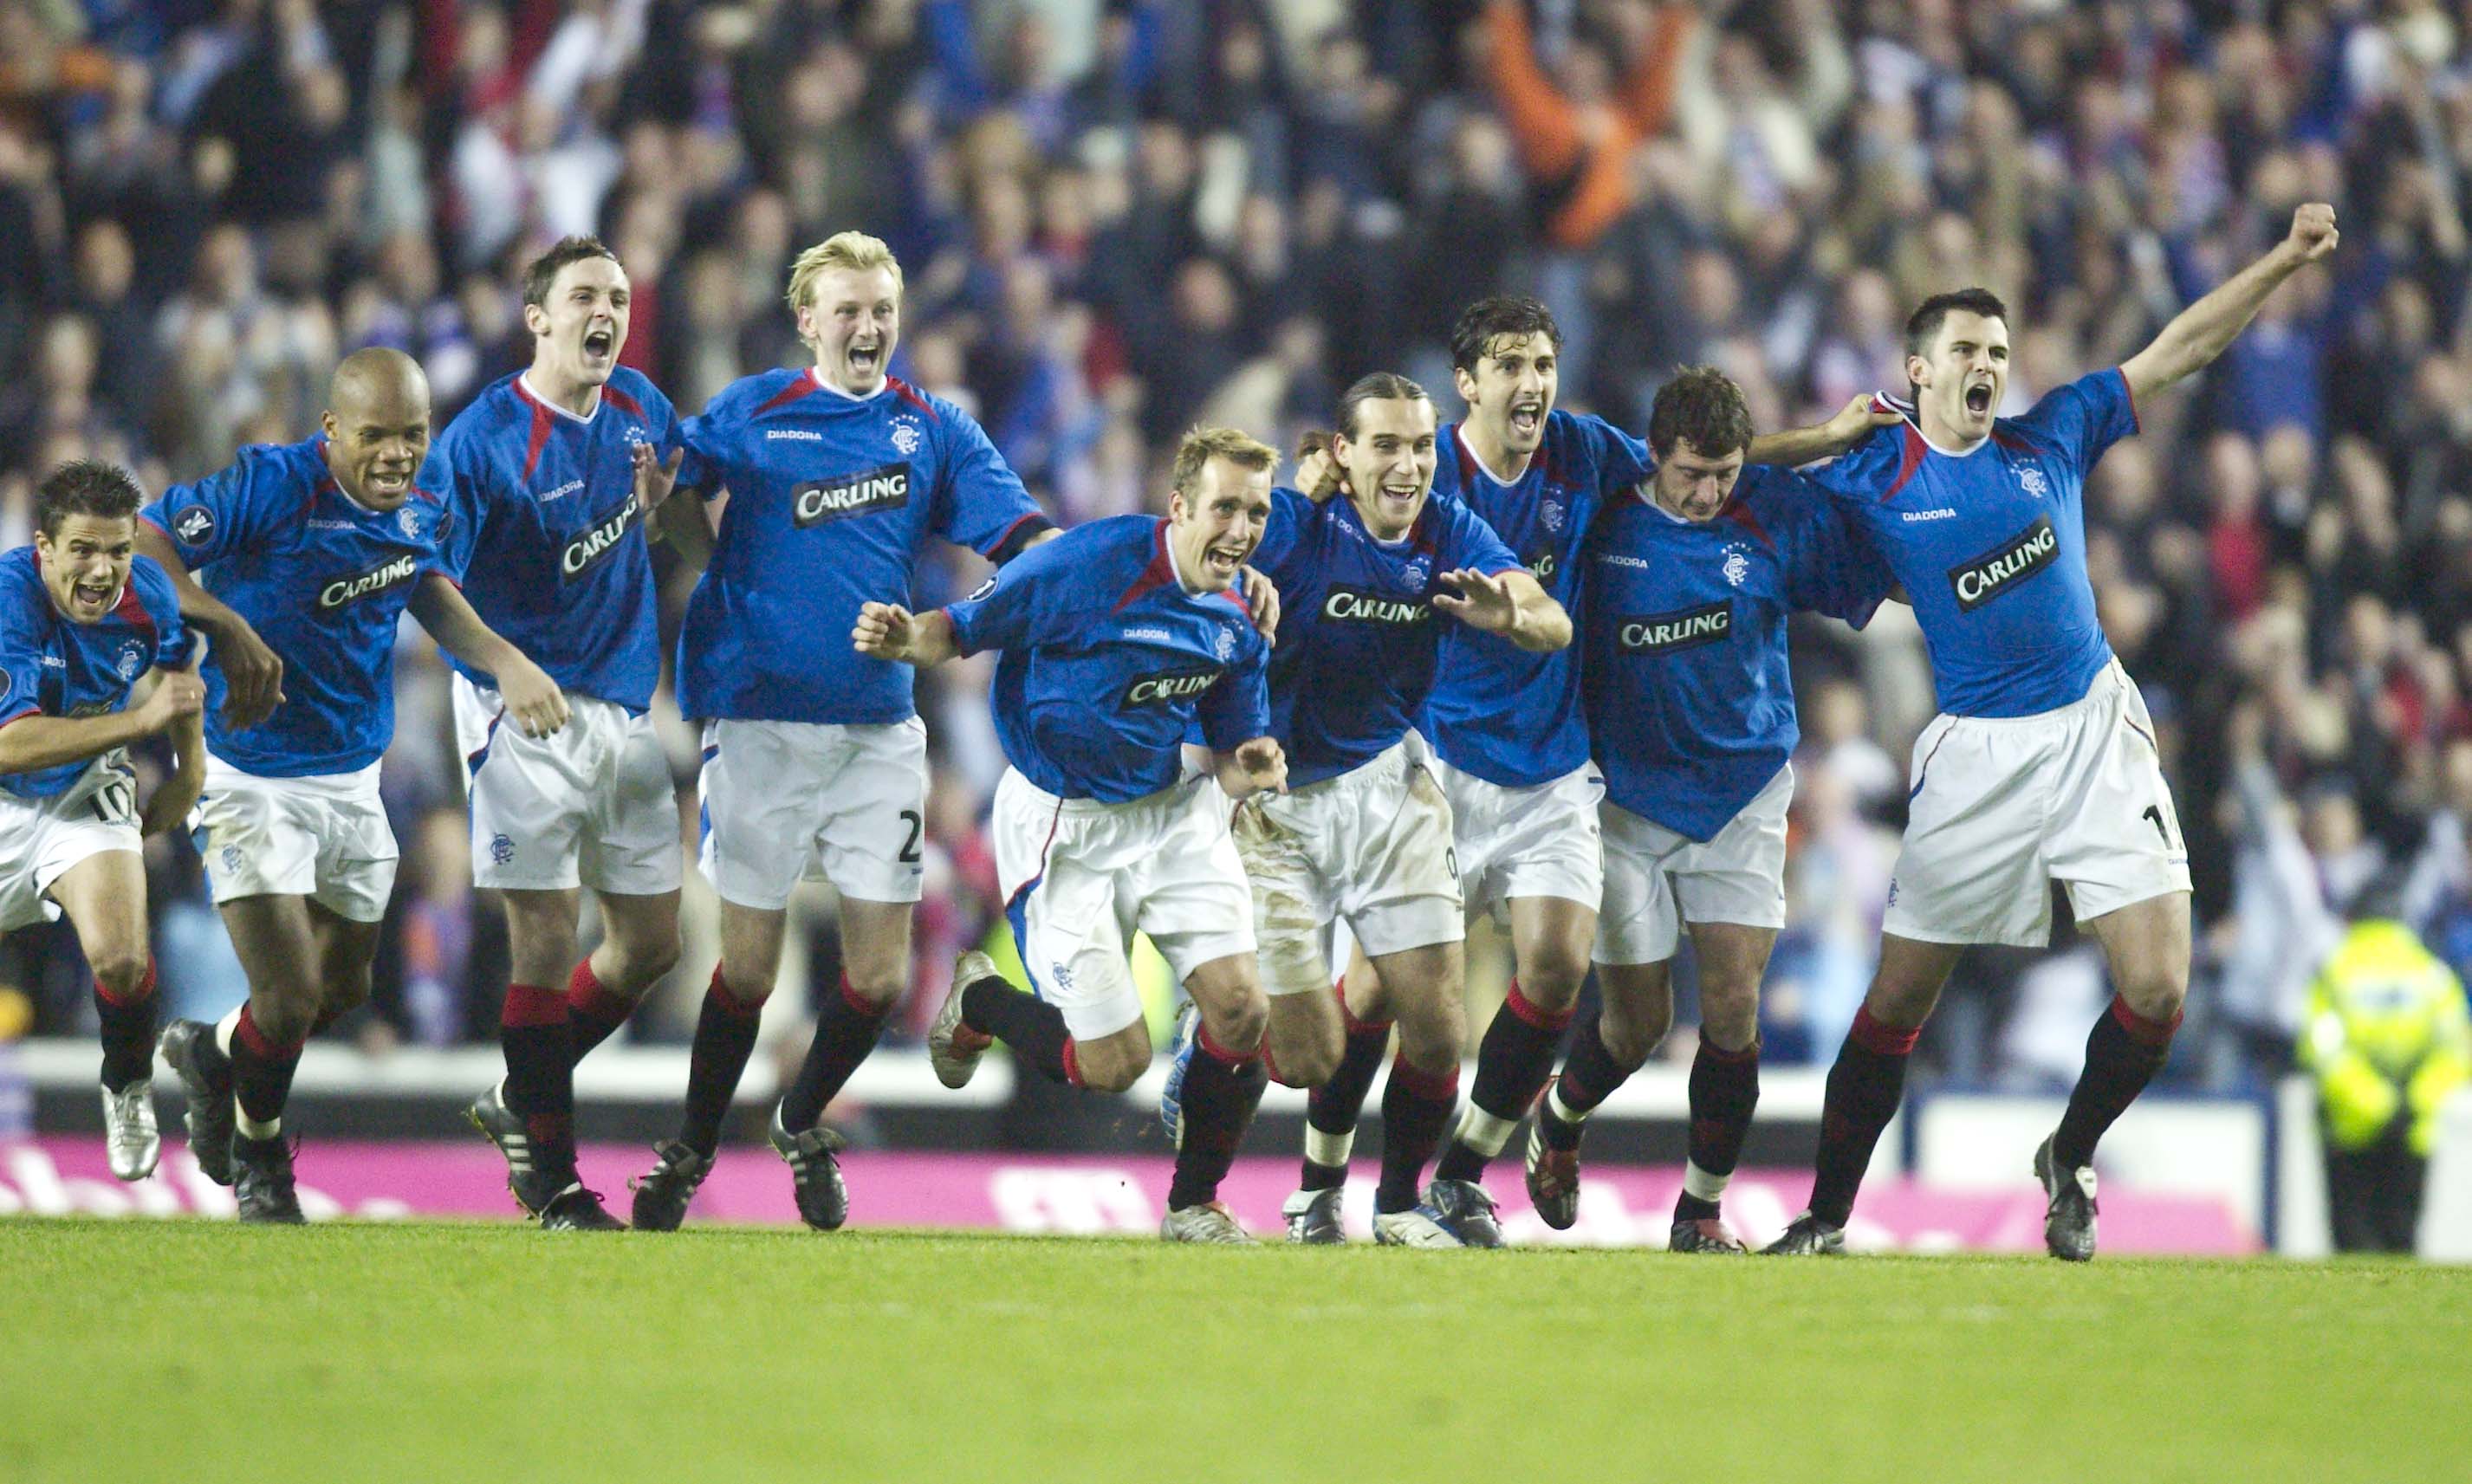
[106,1086,155,1144]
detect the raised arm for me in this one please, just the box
[133,521,286,729]
[2120,204,2339,403]
[407,574,569,737]
[1747,395,1907,469]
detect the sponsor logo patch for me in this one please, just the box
[1119,667,1218,708]
[172,507,215,547]
[1947,514,2059,612]
[793,463,911,527]
[1616,600,1734,654]
[1321,586,1431,625]
[765,428,824,442]
[317,554,421,613]
[560,493,640,581]
[1902,508,1957,522]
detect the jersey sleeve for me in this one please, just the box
[139,447,294,569]
[2015,369,2139,476]
[1250,489,1312,575]
[1766,473,1896,626]
[130,560,196,671]
[0,598,46,724]
[676,410,727,501]
[1794,417,1911,506]
[931,405,1053,564]
[431,428,490,582]
[1581,414,1655,491]
[944,525,1080,655]
[1435,494,1523,576]
[1196,638,1270,750]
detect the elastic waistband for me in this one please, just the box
[204,757,384,800]
[1002,768,1204,819]
[1939,661,2125,728]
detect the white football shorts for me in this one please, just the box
[996,768,1255,1041]
[1427,751,1605,920]
[194,758,398,923]
[1887,659,2192,947]
[697,716,927,910]
[454,675,681,895]
[1236,738,1462,997]
[0,755,142,931]
[1595,763,1793,967]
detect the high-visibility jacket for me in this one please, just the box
[2300,920,2472,1155]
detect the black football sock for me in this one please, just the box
[1436,980,1570,1183]
[1301,998,1391,1190]
[780,975,890,1129]
[961,976,1080,1085]
[1373,1055,1459,1214]
[678,969,764,1157]
[1537,1013,1638,1152]
[1677,1034,1760,1220]
[567,958,635,1061]
[230,1005,303,1137]
[94,958,159,1093]
[498,982,577,1179]
[1165,1024,1267,1210]
[1807,1007,1917,1228]
[2050,995,2178,1169]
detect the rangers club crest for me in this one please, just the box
[398,506,423,540]
[1541,499,1566,534]
[891,416,924,457]
[490,833,516,865]
[115,642,144,681]
[1215,625,1236,661]
[221,844,243,875]
[1722,543,1752,588]
[1403,555,1431,586]
[2017,465,2050,500]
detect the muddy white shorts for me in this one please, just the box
[194,758,397,923]
[454,675,681,895]
[1237,739,1462,997]
[996,768,1254,1041]
[1595,764,1792,967]
[1428,752,1605,919]
[0,757,141,930]
[1887,660,2191,947]
[697,716,928,910]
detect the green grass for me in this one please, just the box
[6,1220,2463,1483]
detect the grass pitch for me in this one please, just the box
[6,1220,2462,1483]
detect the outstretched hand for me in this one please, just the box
[633,442,686,516]
[1432,567,1521,633]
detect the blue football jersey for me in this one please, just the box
[946,515,1269,804]
[0,549,194,798]
[1583,468,1893,840]
[676,369,1052,725]
[139,437,455,776]
[1804,370,2136,716]
[1425,409,1652,786]
[433,369,681,712]
[1251,488,1521,787]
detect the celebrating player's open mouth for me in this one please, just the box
[580,321,616,367]
[1508,395,1544,441]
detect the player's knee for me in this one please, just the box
[1698,980,1761,1052]
[87,946,151,1001]
[1515,942,1590,1007]
[1074,1038,1149,1093]
[1270,1033,1340,1087]
[1208,995,1268,1060]
[1600,1001,1670,1068]
[844,964,905,1012]
[2118,962,2189,1024]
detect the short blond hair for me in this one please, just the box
[784,230,905,314]
[1171,426,1279,497]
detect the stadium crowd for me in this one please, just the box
[3,0,2470,1099]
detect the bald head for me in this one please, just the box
[329,346,429,421]
[321,347,433,510]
